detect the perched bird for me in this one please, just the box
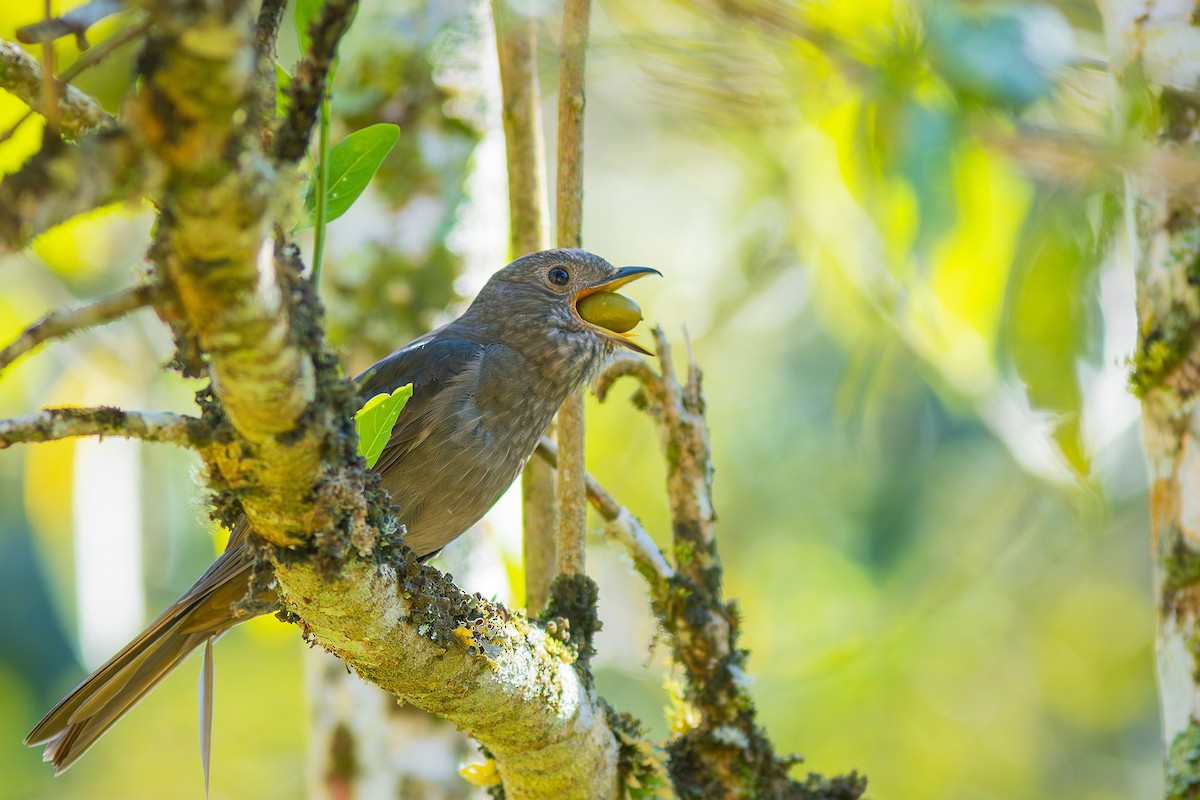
[26,248,658,772]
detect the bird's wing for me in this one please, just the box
[354,335,486,477]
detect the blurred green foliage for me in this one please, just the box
[0,1,1161,799]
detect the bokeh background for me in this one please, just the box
[0,1,1162,798]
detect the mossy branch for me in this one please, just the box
[272,0,359,164]
[0,39,115,135]
[597,329,866,799]
[274,554,621,800]
[0,284,159,373]
[0,407,211,451]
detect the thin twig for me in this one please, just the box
[980,124,1200,203]
[58,16,151,84]
[493,0,556,613]
[595,325,830,797]
[40,0,61,138]
[493,0,549,257]
[311,92,332,287]
[0,407,210,450]
[536,436,673,585]
[554,0,593,578]
[273,0,359,164]
[0,284,159,373]
[594,352,665,407]
[0,16,147,145]
[252,0,287,149]
[16,0,129,48]
[0,40,115,136]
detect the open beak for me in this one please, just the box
[575,266,661,355]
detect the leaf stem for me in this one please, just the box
[311,91,332,289]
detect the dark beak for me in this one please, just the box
[575,267,661,355]
[586,266,662,292]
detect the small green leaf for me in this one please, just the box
[275,63,292,119]
[300,123,400,228]
[1001,192,1096,475]
[355,384,413,469]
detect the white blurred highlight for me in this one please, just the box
[73,438,145,668]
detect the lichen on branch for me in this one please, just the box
[597,329,866,799]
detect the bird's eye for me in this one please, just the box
[548,267,570,286]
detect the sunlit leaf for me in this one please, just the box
[1001,192,1097,474]
[299,123,400,228]
[354,384,412,469]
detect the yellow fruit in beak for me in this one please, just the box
[576,291,643,333]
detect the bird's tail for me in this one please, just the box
[25,542,260,773]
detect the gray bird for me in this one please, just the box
[26,248,658,772]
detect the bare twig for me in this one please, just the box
[493,0,556,613]
[554,0,593,579]
[0,17,148,145]
[58,16,151,84]
[16,0,129,48]
[0,407,210,450]
[596,327,864,797]
[40,0,61,138]
[252,0,287,149]
[536,436,674,584]
[0,284,159,373]
[493,0,549,256]
[0,40,115,136]
[594,352,666,407]
[273,0,359,164]
[981,124,1200,202]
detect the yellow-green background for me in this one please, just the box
[0,1,1161,798]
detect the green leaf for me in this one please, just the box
[1001,192,1098,475]
[354,384,413,469]
[275,63,291,119]
[300,123,400,228]
[294,0,324,55]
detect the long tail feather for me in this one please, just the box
[26,543,258,773]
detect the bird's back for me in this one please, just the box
[367,337,568,556]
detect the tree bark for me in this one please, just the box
[1099,0,1200,794]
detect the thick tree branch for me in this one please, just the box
[492,0,556,613]
[1100,2,1200,791]
[127,2,324,547]
[0,129,151,254]
[273,555,620,800]
[554,0,592,580]
[0,284,158,372]
[0,407,210,450]
[0,39,115,135]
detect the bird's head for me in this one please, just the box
[468,249,660,357]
